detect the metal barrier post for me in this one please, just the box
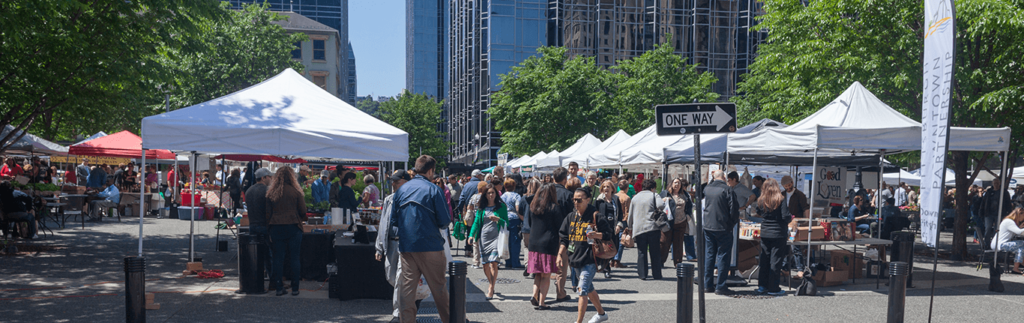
[124,256,146,323]
[677,263,694,323]
[887,261,909,323]
[448,261,467,323]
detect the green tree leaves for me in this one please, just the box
[490,42,718,156]
[378,92,449,169]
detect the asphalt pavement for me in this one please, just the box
[2,214,1022,322]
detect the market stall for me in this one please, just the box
[140,68,408,298]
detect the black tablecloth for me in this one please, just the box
[334,238,392,300]
[299,232,336,281]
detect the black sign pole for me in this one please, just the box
[693,133,705,323]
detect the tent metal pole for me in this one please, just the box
[806,148,818,272]
[189,152,196,263]
[877,152,885,238]
[139,149,146,257]
[993,150,1009,273]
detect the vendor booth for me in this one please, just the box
[140,68,408,300]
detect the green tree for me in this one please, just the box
[356,97,382,118]
[735,0,1024,259]
[611,38,719,134]
[0,0,224,148]
[490,47,616,156]
[162,2,307,110]
[379,91,450,169]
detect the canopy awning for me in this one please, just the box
[141,68,408,162]
[69,130,175,159]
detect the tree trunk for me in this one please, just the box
[950,151,971,261]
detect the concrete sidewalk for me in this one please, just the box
[2,215,1022,322]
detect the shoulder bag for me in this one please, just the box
[650,195,671,232]
[586,212,618,259]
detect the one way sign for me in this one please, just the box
[655,103,737,135]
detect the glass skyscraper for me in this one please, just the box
[228,0,356,104]
[407,0,449,100]
[446,0,548,168]
[443,0,765,168]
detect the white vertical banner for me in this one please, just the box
[919,0,956,248]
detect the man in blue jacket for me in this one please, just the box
[311,170,330,204]
[389,155,451,323]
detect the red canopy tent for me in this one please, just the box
[69,130,175,159]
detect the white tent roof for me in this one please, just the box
[534,150,561,171]
[141,68,408,162]
[75,132,108,145]
[535,134,602,170]
[664,119,786,164]
[516,151,548,168]
[884,169,921,187]
[508,155,531,168]
[564,130,631,167]
[618,132,688,168]
[1,125,68,155]
[588,125,657,168]
[729,82,1011,166]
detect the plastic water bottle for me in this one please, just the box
[586,226,595,245]
[324,214,332,225]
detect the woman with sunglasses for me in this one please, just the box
[468,183,508,299]
[559,188,612,323]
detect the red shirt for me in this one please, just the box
[1,164,24,177]
[167,169,178,184]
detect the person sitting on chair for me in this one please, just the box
[88,179,121,221]
[0,181,38,239]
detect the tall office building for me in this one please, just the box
[446,0,548,168]
[406,0,449,100]
[228,0,356,104]
[347,42,357,103]
[445,0,765,168]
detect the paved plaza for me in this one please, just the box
[2,216,1022,322]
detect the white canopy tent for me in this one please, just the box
[534,134,601,171]
[138,68,409,259]
[563,130,631,168]
[507,155,531,168]
[664,118,786,164]
[1,125,69,156]
[588,125,657,168]
[142,68,409,162]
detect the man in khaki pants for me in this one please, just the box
[389,155,452,323]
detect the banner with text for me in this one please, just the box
[919,0,956,248]
[814,166,845,207]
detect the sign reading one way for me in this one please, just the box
[655,103,737,135]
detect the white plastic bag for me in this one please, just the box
[415,276,431,300]
[497,228,510,260]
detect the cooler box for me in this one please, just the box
[180,191,202,206]
[177,206,204,221]
[203,206,216,220]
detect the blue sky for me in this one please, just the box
[350,0,405,98]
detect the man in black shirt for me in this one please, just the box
[551,167,574,302]
[244,168,274,281]
[980,177,1013,249]
[702,170,740,295]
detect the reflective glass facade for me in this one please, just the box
[445,0,765,167]
[228,0,355,104]
[407,0,449,100]
[447,0,547,167]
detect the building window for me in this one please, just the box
[291,41,301,59]
[313,39,326,61]
[313,75,327,90]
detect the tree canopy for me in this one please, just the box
[490,41,718,156]
[378,91,450,169]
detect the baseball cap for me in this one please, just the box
[254,168,272,179]
[471,169,483,177]
[320,170,331,177]
[389,169,411,182]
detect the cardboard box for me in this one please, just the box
[186,262,203,272]
[830,250,865,279]
[829,221,856,241]
[145,303,160,310]
[239,216,249,226]
[793,226,826,241]
[812,269,849,287]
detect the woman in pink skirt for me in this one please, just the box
[526,183,564,310]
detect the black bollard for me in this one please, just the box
[677,263,695,323]
[124,256,146,323]
[448,261,467,323]
[886,261,909,323]
[236,233,261,294]
[890,231,915,287]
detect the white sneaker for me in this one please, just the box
[588,313,609,323]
